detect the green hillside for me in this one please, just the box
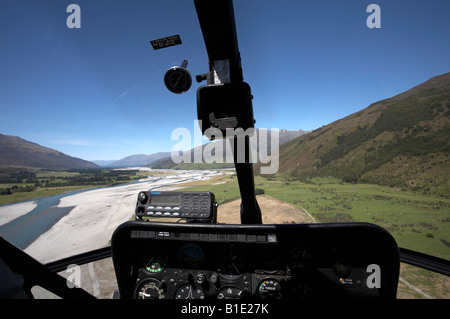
[270,72,450,198]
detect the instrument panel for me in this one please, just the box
[111,221,400,299]
[132,240,294,299]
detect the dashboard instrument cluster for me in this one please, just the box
[111,221,399,299]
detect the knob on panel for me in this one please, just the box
[333,262,351,277]
[138,191,149,205]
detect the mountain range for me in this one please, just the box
[148,129,309,170]
[92,129,308,168]
[0,129,307,170]
[1,72,448,198]
[268,72,450,198]
[92,152,172,167]
[0,134,98,170]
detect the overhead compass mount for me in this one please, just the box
[164,59,192,94]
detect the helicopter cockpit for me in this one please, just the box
[1,0,449,306]
[110,0,399,300]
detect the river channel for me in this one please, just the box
[0,170,220,250]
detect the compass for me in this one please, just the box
[164,60,192,94]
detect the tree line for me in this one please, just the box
[0,168,140,196]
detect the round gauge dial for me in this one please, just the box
[217,286,243,299]
[164,66,192,94]
[258,248,280,272]
[290,247,312,271]
[177,243,205,268]
[144,258,166,273]
[175,284,205,299]
[134,279,164,299]
[142,245,168,274]
[258,278,282,300]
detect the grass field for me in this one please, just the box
[181,174,450,260]
[179,172,450,298]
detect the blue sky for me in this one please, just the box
[1,0,449,161]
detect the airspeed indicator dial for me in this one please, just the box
[134,279,164,299]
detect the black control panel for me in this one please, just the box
[135,191,217,222]
[111,221,400,299]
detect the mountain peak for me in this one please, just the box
[0,134,98,169]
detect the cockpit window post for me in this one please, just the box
[194,0,262,224]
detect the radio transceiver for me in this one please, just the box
[135,191,217,223]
